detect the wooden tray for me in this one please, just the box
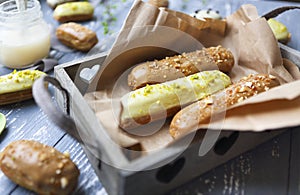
[48,44,300,195]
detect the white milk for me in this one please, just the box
[0,26,50,68]
[0,0,51,68]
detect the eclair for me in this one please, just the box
[169,74,280,138]
[56,22,98,52]
[267,18,291,44]
[53,2,94,23]
[120,70,231,129]
[128,46,234,90]
[0,69,46,105]
[0,140,80,195]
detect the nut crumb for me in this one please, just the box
[50,177,55,184]
[56,169,62,175]
[57,162,64,169]
[63,151,70,158]
[60,177,69,189]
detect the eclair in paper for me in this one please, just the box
[169,74,280,138]
[120,70,231,129]
[128,46,234,90]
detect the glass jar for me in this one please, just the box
[0,0,51,68]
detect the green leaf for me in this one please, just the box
[102,21,109,35]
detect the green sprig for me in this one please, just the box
[101,0,126,35]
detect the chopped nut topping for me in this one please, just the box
[269,74,276,79]
[173,58,180,63]
[63,151,70,158]
[56,169,62,175]
[50,177,55,184]
[57,162,64,169]
[245,82,253,88]
[204,98,214,105]
[39,154,47,161]
[60,177,69,189]
[174,64,181,69]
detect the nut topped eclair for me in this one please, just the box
[169,74,280,138]
[128,46,234,90]
[0,140,80,195]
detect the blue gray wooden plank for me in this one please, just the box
[0,100,66,195]
[9,135,105,195]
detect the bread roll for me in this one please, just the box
[128,46,234,90]
[56,22,98,52]
[169,74,280,138]
[0,140,80,195]
[120,70,231,129]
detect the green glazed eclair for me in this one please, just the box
[120,70,231,129]
[0,69,46,105]
[268,18,291,44]
[53,2,94,22]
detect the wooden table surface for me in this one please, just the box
[1,0,300,194]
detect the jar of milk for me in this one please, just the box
[0,0,51,68]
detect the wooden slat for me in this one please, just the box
[0,100,66,194]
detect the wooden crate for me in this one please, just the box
[53,43,299,195]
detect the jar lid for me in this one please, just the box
[0,0,42,24]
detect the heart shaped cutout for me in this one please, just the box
[214,132,239,155]
[80,65,100,83]
[156,157,185,183]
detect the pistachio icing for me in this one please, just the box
[0,69,46,94]
[121,70,231,120]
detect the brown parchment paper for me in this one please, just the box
[84,0,300,152]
